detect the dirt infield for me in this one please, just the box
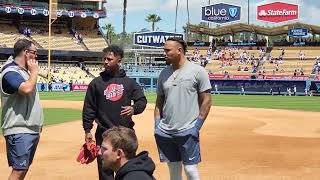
[1,100,320,180]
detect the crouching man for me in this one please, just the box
[99,127,156,180]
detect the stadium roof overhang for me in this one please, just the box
[125,49,164,55]
[187,22,320,36]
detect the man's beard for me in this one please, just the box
[165,58,171,65]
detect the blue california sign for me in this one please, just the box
[133,31,184,48]
[202,3,241,23]
[288,28,308,37]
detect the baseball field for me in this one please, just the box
[1,92,320,180]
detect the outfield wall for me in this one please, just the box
[36,79,320,95]
[210,79,308,95]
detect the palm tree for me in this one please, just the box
[145,14,162,31]
[102,23,116,45]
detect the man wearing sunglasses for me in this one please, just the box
[0,39,43,180]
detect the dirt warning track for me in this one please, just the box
[1,100,320,180]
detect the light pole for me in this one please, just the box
[175,0,178,32]
[248,0,250,24]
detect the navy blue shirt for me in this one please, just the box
[2,62,25,94]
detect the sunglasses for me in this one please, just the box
[27,50,37,55]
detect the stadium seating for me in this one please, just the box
[0,24,26,47]
[38,64,93,84]
[0,23,107,52]
[32,30,84,51]
[79,30,108,52]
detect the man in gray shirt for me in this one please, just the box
[1,39,43,180]
[154,38,212,180]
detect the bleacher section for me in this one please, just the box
[0,23,107,52]
[189,46,319,76]
[0,24,26,47]
[38,64,93,84]
[79,30,108,52]
[272,49,320,59]
[32,32,84,51]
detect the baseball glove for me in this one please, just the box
[76,141,99,164]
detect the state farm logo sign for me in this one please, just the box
[202,3,241,23]
[257,2,299,23]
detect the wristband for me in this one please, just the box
[195,118,204,130]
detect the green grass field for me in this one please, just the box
[0,108,81,134]
[43,108,81,126]
[1,92,318,132]
[39,92,320,112]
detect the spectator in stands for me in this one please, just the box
[224,71,230,78]
[27,28,31,37]
[299,51,305,60]
[262,67,266,74]
[78,34,83,43]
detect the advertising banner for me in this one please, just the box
[209,74,309,81]
[263,75,309,80]
[133,31,184,48]
[202,3,241,23]
[210,79,306,94]
[72,84,89,91]
[51,83,70,92]
[288,28,308,37]
[257,2,299,23]
[187,42,211,47]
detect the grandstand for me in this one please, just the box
[0,1,107,51]
[0,0,109,85]
[186,22,320,79]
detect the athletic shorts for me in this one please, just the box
[154,125,201,165]
[5,133,40,170]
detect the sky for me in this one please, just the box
[99,0,319,34]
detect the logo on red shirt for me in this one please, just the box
[104,84,124,101]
